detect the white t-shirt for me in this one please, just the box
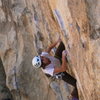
[41,52,61,76]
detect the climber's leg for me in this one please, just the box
[54,42,79,99]
[71,87,79,99]
[54,42,77,87]
[62,72,79,99]
[62,72,76,87]
[54,41,65,63]
[72,97,79,100]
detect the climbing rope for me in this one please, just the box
[13,66,21,100]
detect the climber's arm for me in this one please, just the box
[53,50,68,74]
[45,38,61,53]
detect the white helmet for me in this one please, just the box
[32,56,42,68]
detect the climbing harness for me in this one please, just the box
[45,72,65,80]
[54,72,65,79]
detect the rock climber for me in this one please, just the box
[32,38,79,100]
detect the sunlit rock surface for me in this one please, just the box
[0,0,100,100]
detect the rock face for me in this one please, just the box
[0,0,100,100]
[0,58,13,100]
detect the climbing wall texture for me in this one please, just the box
[0,0,100,100]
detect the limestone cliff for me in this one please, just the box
[0,0,100,100]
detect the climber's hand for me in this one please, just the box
[62,50,67,56]
[45,37,62,53]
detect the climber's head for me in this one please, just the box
[40,56,51,68]
[32,56,42,68]
[32,56,51,68]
